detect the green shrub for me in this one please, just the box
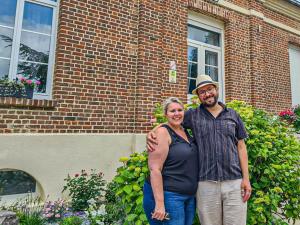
[101,181,125,224]
[227,100,300,224]
[59,216,83,225]
[112,152,149,225]
[62,169,106,211]
[112,100,300,225]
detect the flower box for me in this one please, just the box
[0,83,27,98]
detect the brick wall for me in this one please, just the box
[0,0,299,133]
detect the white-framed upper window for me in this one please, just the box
[187,12,224,102]
[289,45,300,105]
[0,0,58,99]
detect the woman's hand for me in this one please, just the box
[151,204,166,221]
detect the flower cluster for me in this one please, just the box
[17,75,41,88]
[43,198,68,222]
[279,105,300,132]
[279,109,295,121]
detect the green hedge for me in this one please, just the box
[109,100,300,225]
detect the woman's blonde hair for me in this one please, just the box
[163,97,184,114]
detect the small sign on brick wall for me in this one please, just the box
[169,61,177,83]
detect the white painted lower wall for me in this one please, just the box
[0,133,146,202]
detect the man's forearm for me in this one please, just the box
[238,141,249,180]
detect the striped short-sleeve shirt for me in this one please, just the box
[182,102,248,182]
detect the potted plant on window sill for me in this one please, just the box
[18,75,41,99]
[0,77,25,98]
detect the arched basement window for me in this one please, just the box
[0,170,36,196]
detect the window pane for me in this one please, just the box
[0,0,17,27]
[0,59,10,79]
[188,79,196,94]
[289,46,300,105]
[17,62,48,93]
[22,2,53,34]
[188,46,197,62]
[188,25,220,47]
[205,50,218,66]
[19,31,50,63]
[0,170,36,196]
[0,27,13,58]
[188,62,197,78]
[205,66,218,82]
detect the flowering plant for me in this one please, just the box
[42,198,68,222]
[278,109,295,122]
[279,105,300,132]
[62,169,106,211]
[17,75,41,89]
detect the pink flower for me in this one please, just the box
[55,214,61,218]
[36,80,41,85]
[26,80,32,84]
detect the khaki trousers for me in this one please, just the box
[196,179,247,225]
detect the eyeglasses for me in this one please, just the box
[198,87,215,96]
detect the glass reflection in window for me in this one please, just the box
[22,2,53,34]
[0,59,10,79]
[19,31,50,63]
[0,27,13,58]
[188,46,197,62]
[205,51,218,66]
[0,170,36,196]
[0,0,17,27]
[188,24,220,47]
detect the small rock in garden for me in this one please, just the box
[0,211,19,225]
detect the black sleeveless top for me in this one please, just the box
[160,124,198,195]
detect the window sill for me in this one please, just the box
[0,97,57,109]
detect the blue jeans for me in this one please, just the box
[143,182,196,225]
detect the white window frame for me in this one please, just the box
[289,44,300,106]
[5,0,59,100]
[187,12,225,102]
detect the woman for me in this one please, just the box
[143,97,198,225]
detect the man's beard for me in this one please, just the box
[202,95,218,108]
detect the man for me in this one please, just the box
[147,74,251,225]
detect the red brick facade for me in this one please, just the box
[0,0,299,133]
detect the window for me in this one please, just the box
[0,170,36,196]
[187,13,224,101]
[0,0,58,99]
[289,45,300,105]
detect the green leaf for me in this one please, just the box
[123,185,133,194]
[114,176,124,183]
[136,196,143,205]
[126,214,137,222]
